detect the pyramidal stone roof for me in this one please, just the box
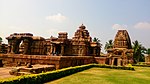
[72,24,91,42]
[113,30,132,49]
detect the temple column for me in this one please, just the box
[23,39,30,54]
[112,58,114,65]
[50,44,53,55]
[78,46,82,56]
[53,45,56,55]
[7,40,12,53]
[109,58,112,65]
[61,45,64,56]
[118,58,121,66]
[93,47,96,56]
[11,40,17,54]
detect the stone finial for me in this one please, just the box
[79,24,86,29]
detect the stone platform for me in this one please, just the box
[0,54,106,69]
[9,64,55,76]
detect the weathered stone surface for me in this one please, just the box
[9,64,55,76]
[0,54,95,69]
[106,30,133,66]
[6,33,46,55]
[0,44,8,54]
[6,24,101,56]
[95,57,107,64]
[145,55,150,65]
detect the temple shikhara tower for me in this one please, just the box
[106,30,133,66]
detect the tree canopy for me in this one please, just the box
[132,40,146,63]
[146,48,150,55]
[104,39,113,51]
[93,37,100,43]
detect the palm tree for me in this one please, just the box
[0,37,2,44]
[93,37,100,43]
[104,39,113,51]
[93,37,102,48]
[146,48,150,55]
[132,40,146,63]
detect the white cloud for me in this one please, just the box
[46,13,67,22]
[112,24,127,30]
[134,22,150,29]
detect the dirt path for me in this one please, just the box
[0,67,16,79]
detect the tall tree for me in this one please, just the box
[0,37,2,44]
[132,40,146,63]
[93,37,102,47]
[104,39,113,51]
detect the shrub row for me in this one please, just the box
[0,64,135,84]
[132,64,150,67]
[0,64,93,84]
[93,64,135,71]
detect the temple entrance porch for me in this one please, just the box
[108,57,122,66]
[50,43,65,56]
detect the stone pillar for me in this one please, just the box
[78,46,82,56]
[112,58,114,66]
[50,44,53,55]
[11,40,17,54]
[122,59,126,66]
[53,45,56,55]
[117,58,121,66]
[61,45,64,56]
[109,58,112,65]
[93,48,96,56]
[96,47,100,56]
[7,40,12,53]
[23,39,30,54]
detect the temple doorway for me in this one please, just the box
[105,58,109,65]
[114,58,118,66]
[55,44,61,55]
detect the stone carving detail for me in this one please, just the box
[114,30,132,49]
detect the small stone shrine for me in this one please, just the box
[106,30,133,66]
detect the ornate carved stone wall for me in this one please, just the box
[114,30,132,49]
[107,30,133,66]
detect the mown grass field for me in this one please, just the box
[46,67,150,84]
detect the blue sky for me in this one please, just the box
[0,0,150,52]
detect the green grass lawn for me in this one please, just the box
[45,67,150,84]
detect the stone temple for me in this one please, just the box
[6,24,101,56]
[0,24,134,69]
